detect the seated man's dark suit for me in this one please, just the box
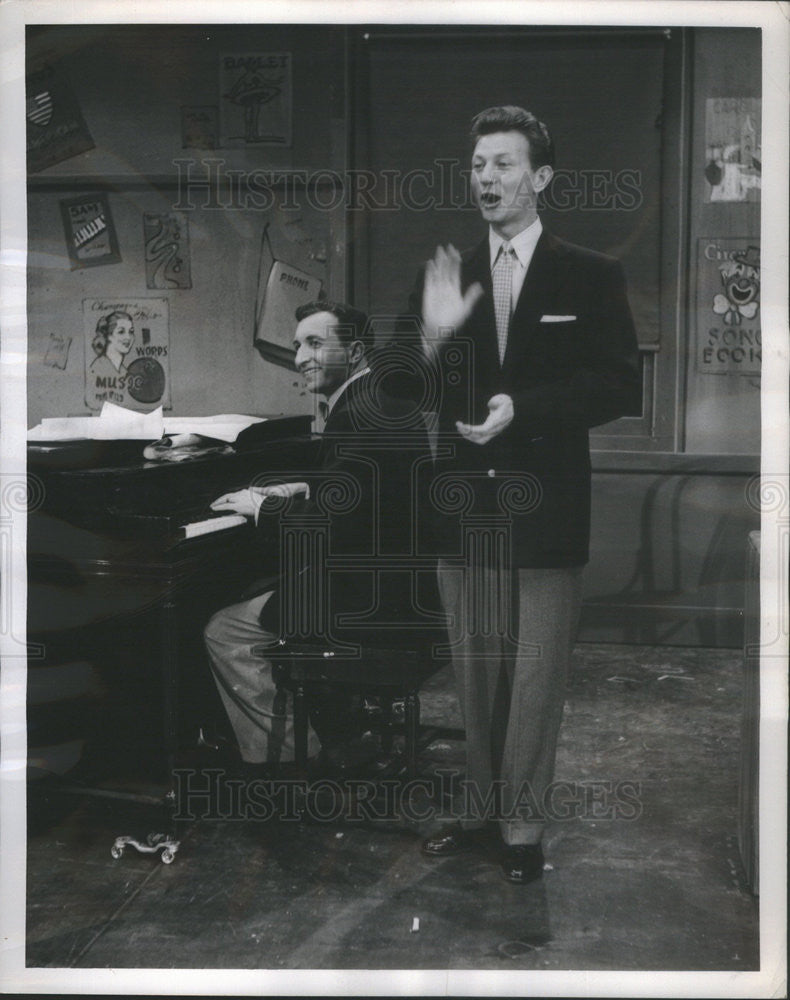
[205,371,439,764]
[260,372,439,646]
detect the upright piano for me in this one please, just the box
[27,415,317,813]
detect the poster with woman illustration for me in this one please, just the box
[83,297,171,412]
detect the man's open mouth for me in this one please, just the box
[480,192,501,207]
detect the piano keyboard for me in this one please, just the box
[73,214,107,248]
[180,513,247,539]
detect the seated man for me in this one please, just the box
[204,300,437,777]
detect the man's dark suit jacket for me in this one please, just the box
[257,373,442,646]
[397,228,642,569]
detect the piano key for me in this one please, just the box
[180,513,247,539]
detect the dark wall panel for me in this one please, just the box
[358,30,665,344]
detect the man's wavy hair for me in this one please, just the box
[470,105,555,170]
[294,300,372,353]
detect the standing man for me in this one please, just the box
[413,106,641,882]
[205,301,434,776]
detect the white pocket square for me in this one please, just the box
[540,314,577,322]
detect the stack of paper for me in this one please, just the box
[28,405,164,441]
[161,413,267,443]
[28,403,267,444]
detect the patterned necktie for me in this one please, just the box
[492,242,515,364]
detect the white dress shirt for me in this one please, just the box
[488,216,543,310]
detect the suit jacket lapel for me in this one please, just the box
[464,238,501,375]
[505,230,570,365]
[464,229,570,372]
[324,389,350,435]
[323,372,370,432]
[317,377,357,465]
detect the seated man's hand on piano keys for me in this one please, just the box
[209,489,260,519]
[210,482,310,518]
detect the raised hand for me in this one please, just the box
[422,244,484,344]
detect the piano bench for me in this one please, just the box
[268,640,459,780]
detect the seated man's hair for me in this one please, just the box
[470,105,555,170]
[295,300,372,352]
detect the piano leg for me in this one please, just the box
[293,682,309,770]
[162,593,179,810]
[110,595,182,864]
[404,690,419,781]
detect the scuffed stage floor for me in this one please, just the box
[24,643,758,971]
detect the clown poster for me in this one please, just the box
[695,238,761,375]
[83,297,171,411]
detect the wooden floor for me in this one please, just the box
[23,643,759,974]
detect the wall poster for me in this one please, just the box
[704,97,761,202]
[252,225,323,370]
[181,105,219,149]
[26,61,95,172]
[695,238,761,375]
[59,194,121,269]
[83,297,171,411]
[143,213,192,289]
[219,52,292,146]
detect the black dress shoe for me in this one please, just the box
[241,759,313,782]
[421,823,489,857]
[317,737,381,777]
[360,751,406,780]
[239,760,276,782]
[501,843,544,884]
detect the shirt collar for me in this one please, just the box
[488,216,543,269]
[325,366,371,416]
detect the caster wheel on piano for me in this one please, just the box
[111,844,124,860]
[160,848,176,864]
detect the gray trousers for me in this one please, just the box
[437,559,583,846]
[204,592,321,764]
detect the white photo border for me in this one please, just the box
[1,1,787,996]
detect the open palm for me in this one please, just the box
[422,244,484,340]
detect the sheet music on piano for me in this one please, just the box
[27,403,269,443]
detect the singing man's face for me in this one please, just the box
[294,311,352,397]
[471,130,553,238]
